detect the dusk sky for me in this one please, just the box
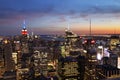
[0,0,120,35]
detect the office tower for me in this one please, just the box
[77,55,86,80]
[58,56,79,80]
[84,48,98,80]
[110,35,119,50]
[21,20,28,36]
[3,40,15,71]
[0,44,5,77]
[21,20,29,54]
[109,53,118,67]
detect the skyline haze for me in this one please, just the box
[0,0,120,35]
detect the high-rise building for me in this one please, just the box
[31,50,48,77]
[3,39,15,71]
[110,53,118,67]
[110,35,120,50]
[57,28,82,79]
[20,20,29,54]
[0,43,5,77]
[58,56,80,80]
[84,48,98,80]
[21,20,28,36]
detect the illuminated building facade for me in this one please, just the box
[85,48,98,80]
[0,43,5,77]
[20,20,29,54]
[3,39,15,71]
[32,49,48,77]
[58,29,83,79]
[117,57,120,69]
[58,56,80,80]
[21,20,28,36]
[110,35,120,50]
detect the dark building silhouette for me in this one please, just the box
[77,55,86,80]
[3,40,15,71]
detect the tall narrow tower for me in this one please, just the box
[89,19,91,36]
[4,40,15,71]
[21,20,28,35]
[21,20,29,53]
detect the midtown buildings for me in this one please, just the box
[0,25,120,80]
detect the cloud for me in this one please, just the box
[58,16,66,22]
[0,25,21,35]
[1,0,120,35]
[92,5,120,14]
[0,0,120,21]
[0,5,55,19]
[68,5,120,19]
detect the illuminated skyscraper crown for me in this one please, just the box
[21,20,28,35]
[23,20,26,29]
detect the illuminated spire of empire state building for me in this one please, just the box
[21,20,28,35]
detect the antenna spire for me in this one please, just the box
[114,27,116,34]
[67,22,70,31]
[90,19,91,36]
[66,16,71,31]
[23,20,26,29]
[21,19,28,35]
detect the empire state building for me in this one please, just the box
[21,20,28,35]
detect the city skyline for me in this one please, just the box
[0,0,120,35]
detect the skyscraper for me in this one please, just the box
[21,20,28,36]
[3,39,15,71]
[21,20,29,54]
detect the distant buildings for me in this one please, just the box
[58,56,80,80]
[110,35,120,50]
[0,24,120,80]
